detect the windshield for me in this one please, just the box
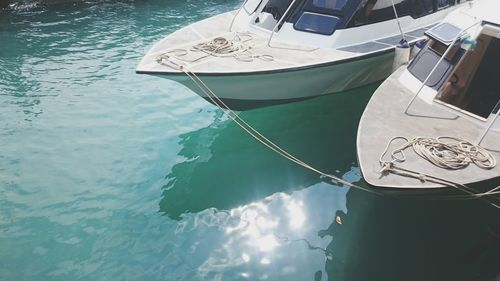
[311,0,349,11]
[290,0,361,34]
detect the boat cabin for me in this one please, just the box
[350,0,499,189]
[244,0,465,35]
[408,22,500,124]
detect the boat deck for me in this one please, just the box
[357,67,500,189]
[137,11,432,75]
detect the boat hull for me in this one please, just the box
[147,51,394,110]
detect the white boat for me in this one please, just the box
[137,0,468,110]
[357,0,500,190]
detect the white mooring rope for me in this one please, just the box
[156,32,274,67]
[180,67,381,196]
[380,136,499,207]
[380,136,496,170]
[154,38,499,208]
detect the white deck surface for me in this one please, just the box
[137,11,430,75]
[138,12,356,74]
[357,67,500,189]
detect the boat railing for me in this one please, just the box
[404,21,480,114]
[229,0,250,32]
[477,99,500,146]
[267,0,298,47]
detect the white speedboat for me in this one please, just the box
[137,0,468,110]
[357,0,500,190]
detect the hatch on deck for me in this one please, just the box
[435,25,500,120]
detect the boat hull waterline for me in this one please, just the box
[141,51,394,110]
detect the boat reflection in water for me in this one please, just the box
[325,188,499,281]
[159,84,374,219]
[157,85,498,281]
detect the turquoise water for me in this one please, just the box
[0,1,499,281]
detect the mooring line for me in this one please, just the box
[155,45,499,208]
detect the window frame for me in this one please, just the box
[293,11,341,35]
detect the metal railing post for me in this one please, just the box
[477,100,500,146]
[229,0,250,32]
[267,0,298,47]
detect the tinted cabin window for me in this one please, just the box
[294,12,340,34]
[349,0,411,27]
[437,0,462,9]
[410,22,463,84]
[436,36,500,119]
[465,37,500,118]
[411,0,434,17]
[409,47,453,88]
[263,0,294,20]
[429,40,462,61]
[436,0,450,9]
[348,0,460,27]
[408,38,464,89]
[311,0,348,11]
[292,0,348,35]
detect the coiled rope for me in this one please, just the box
[380,136,496,170]
[156,32,274,67]
[379,136,499,207]
[192,36,243,55]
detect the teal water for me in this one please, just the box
[0,1,498,281]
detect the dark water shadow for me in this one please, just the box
[322,185,500,281]
[159,84,378,219]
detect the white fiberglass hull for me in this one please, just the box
[150,51,394,110]
[138,0,466,110]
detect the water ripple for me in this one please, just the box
[2,1,498,281]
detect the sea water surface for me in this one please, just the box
[0,1,498,281]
